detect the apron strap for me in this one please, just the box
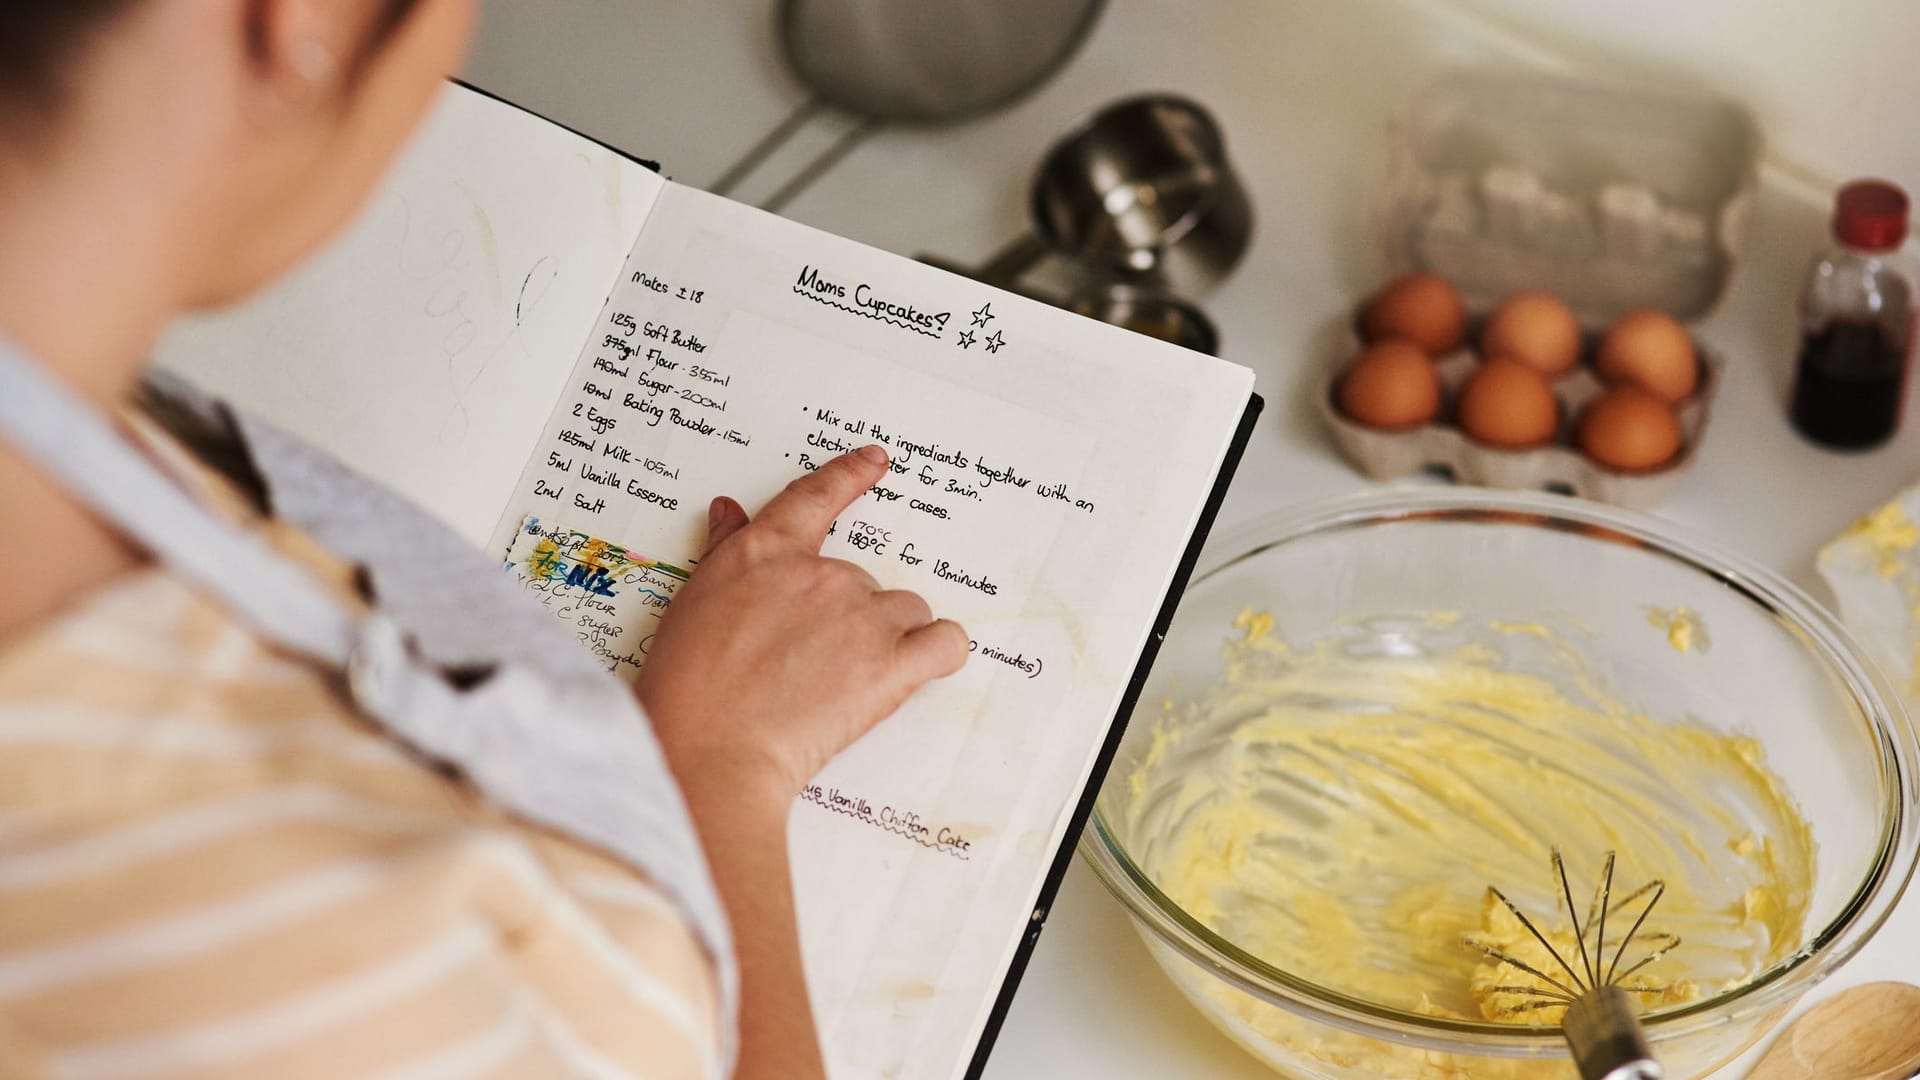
[0,338,363,668]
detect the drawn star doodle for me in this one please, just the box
[970,302,995,328]
[983,330,1007,354]
[956,329,977,349]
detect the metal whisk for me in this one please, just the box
[1468,850,1680,1080]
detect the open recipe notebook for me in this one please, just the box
[156,83,1259,1080]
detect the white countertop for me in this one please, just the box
[464,1,1919,1075]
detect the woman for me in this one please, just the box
[0,2,966,1078]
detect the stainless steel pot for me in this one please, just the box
[1066,282,1219,355]
[979,95,1253,297]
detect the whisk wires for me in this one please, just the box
[1467,849,1681,1021]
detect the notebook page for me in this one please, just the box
[490,181,1255,1080]
[154,85,662,546]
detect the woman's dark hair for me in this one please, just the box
[0,0,420,131]
[0,1,140,120]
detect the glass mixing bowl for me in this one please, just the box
[1082,489,1920,1079]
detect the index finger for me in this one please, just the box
[753,445,889,547]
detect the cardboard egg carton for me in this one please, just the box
[1323,70,1759,508]
[1319,336,1725,510]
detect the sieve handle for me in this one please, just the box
[758,118,879,214]
[708,98,880,214]
[710,98,826,198]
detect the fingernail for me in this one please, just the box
[856,444,887,466]
[708,497,725,531]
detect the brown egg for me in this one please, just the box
[1597,309,1698,403]
[1481,290,1581,377]
[1337,340,1442,430]
[1456,357,1560,448]
[1362,272,1466,354]
[1578,387,1683,472]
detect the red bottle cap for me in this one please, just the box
[1834,179,1910,252]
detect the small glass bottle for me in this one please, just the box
[1790,179,1915,450]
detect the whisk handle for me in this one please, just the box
[1564,987,1665,1080]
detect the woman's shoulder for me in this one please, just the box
[0,546,433,810]
[0,566,722,1079]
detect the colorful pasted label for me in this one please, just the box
[503,515,690,681]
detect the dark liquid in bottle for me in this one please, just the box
[1790,320,1910,449]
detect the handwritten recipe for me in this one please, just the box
[457,169,1257,1079]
